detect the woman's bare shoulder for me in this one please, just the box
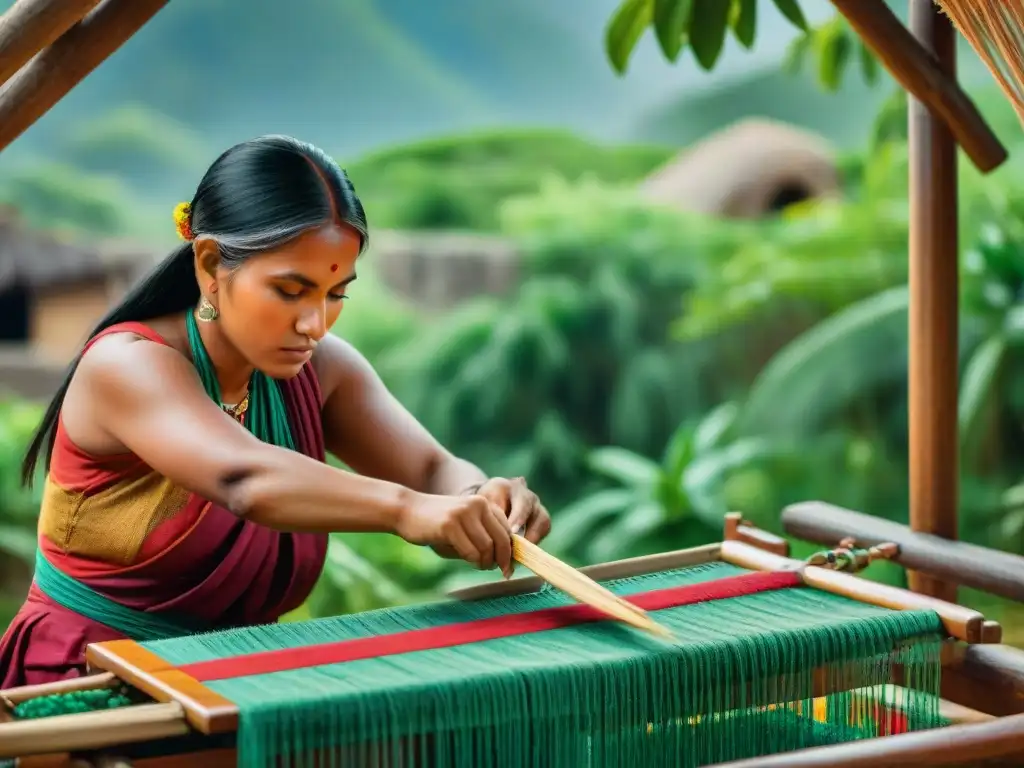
[63,318,198,455]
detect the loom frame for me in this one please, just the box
[1,522,1022,768]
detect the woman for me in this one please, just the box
[0,135,551,687]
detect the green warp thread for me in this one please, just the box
[13,688,133,719]
[139,561,947,768]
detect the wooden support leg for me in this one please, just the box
[0,0,170,153]
[906,0,960,604]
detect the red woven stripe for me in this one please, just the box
[180,570,801,682]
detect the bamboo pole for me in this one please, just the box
[905,0,961,604]
[1,672,116,707]
[0,0,103,88]
[0,702,187,759]
[829,0,1006,172]
[0,0,169,153]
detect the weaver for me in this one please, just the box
[4,528,988,768]
[0,134,551,691]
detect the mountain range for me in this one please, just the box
[2,0,849,161]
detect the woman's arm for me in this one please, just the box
[315,335,551,543]
[315,334,482,495]
[62,332,514,574]
[69,333,406,534]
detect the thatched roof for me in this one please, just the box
[638,118,841,219]
[0,205,152,293]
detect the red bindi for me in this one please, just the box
[330,263,339,272]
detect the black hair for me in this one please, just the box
[21,134,369,485]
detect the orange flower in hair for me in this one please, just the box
[173,202,194,241]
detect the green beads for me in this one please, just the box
[12,688,133,720]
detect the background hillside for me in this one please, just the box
[2,0,847,165]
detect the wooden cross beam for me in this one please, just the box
[0,0,169,154]
[830,0,1007,173]
[0,0,102,88]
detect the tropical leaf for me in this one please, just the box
[858,38,879,84]
[730,0,757,49]
[738,286,910,435]
[689,0,732,71]
[772,0,808,31]
[606,0,653,74]
[783,32,812,75]
[322,536,409,603]
[816,19,852,91]
[586,500,665,563]
[782,15,881,93]
[653,0,693,60]
[661,420,697,481]
[608,349,677,451]
[683,437,791,526]
[959,335,1006,465]
[693,401,739,453]
[587,446,661,488]
[545,488,636,554]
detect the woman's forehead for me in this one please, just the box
[256,225,361,270]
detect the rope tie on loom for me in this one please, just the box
[16,222,299,720]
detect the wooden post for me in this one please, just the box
[0,0,169,154]
[907,0,960,603]
[0,0,103,88]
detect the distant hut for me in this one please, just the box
[638,118,842,219]
[0,207,155,397]
[371,229,519,310]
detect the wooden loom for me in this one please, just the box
[2,0,1024,765]
[0,516,1022,767]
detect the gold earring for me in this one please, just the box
[197,296,218,322]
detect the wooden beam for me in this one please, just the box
[942,642,1024,717]
[0,0,169,154]
[709,712,1024,767]
[903,0,961,604]
[719,541,988,644]
[829,0,1007,173]
[0,0,103,88]
[780,502,1024,603]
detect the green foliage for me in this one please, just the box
[56,105,210,191]
[0,163,131,236]
[738,286,910,437]
[605,0,879,95]
[60,105,202,173]
[546,403,798,565]
[344,130,673,231]
[676,146,912,343]
[330,266,420,374]
[0,400,43,565]
[783,15,880,92]
[0,400,45,628]
[9,80,1024,638]
[368,179,724,520]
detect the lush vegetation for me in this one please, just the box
[282,79,1024,635]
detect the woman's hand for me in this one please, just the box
[470,476,551,544]
[397,492,515,578]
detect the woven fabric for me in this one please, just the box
[140,561,946,768]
